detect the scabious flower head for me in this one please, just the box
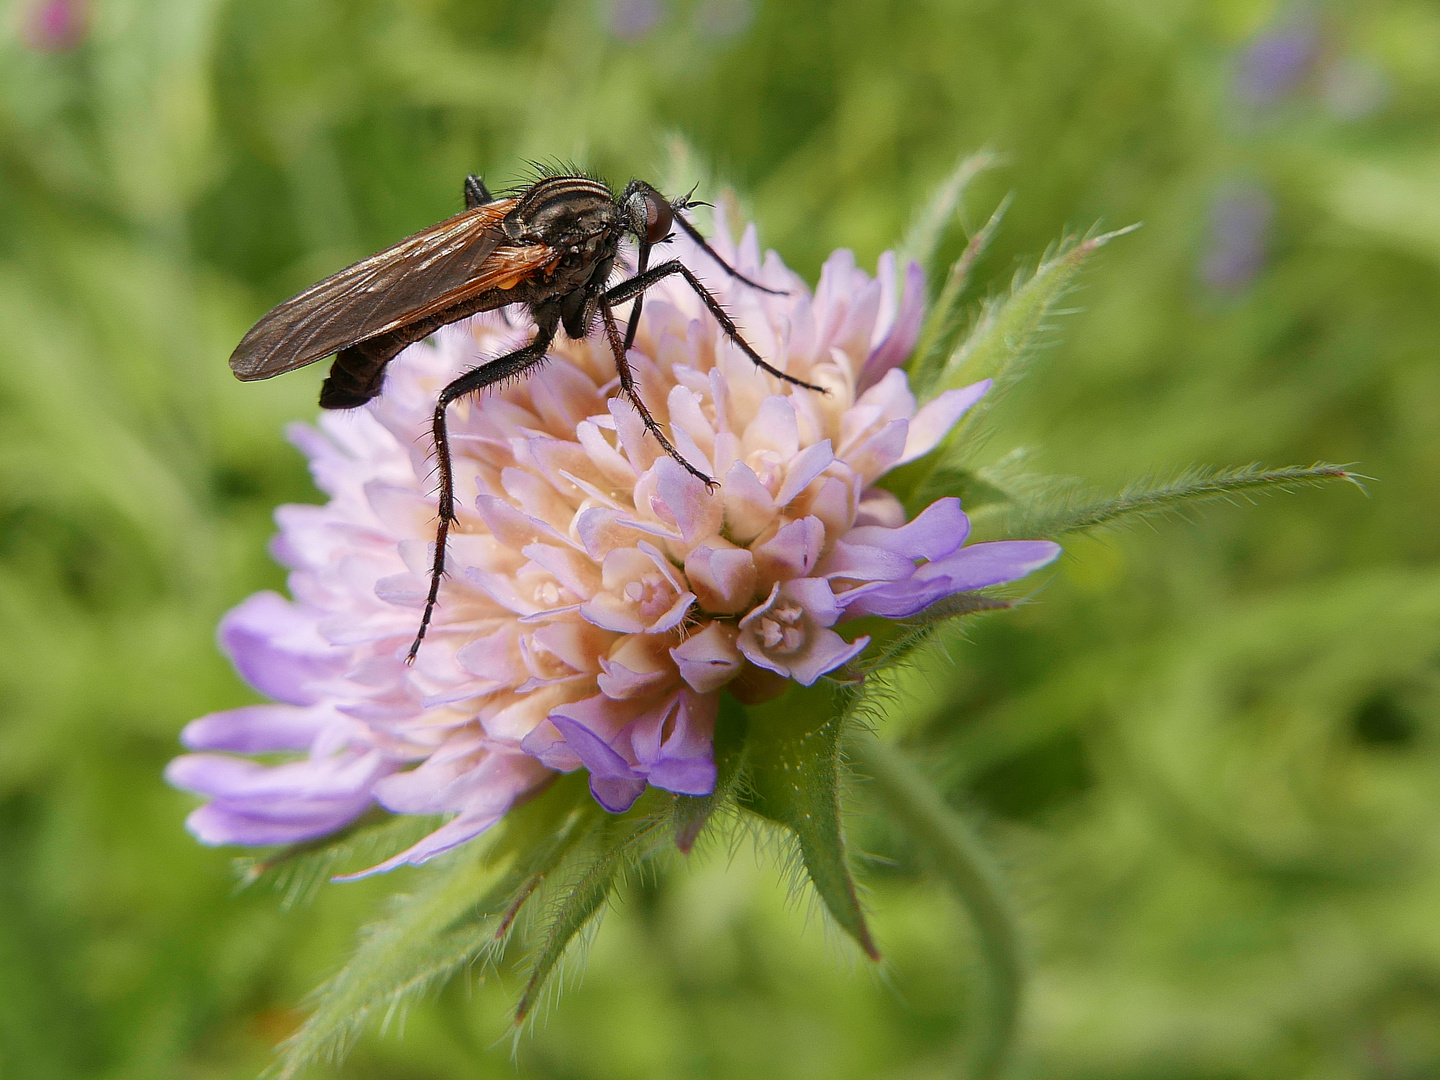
[167,208,1060,875]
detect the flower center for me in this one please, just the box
[751,450,783,494]
[624,573,671,618]
[758,601,806,655]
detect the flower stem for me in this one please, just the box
[851,735,1023,1079]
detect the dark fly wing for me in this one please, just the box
[230,198,531,381]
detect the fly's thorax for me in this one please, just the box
[507,176,620,252]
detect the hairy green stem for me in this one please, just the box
[851,736,1023,1079]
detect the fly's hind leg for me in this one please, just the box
[409,323,557,662]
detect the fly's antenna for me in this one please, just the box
[671,211,787,297]
[669,185,706,213]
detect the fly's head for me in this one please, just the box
[620,182,675,248]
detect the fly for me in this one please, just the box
[229,170,823,660]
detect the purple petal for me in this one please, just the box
[817,542,915,584]
[837,578,955,619]
[627,690,718,796]
[180,704,332,754]
[338,808,505,878]
[184,803,362,847]
[839,539,1061,618]
[781,576,843,626]
[737,578,851,682]
[918,539,1062,593]
[548,715,647,813]
[858,257,925,394]
[786,628,869,686]
[218,591,348,706]
[165,749,384,805]
[168,749,388,847]
[340,751,553,877]
[648,755,717,797]
[846,497,969,561]
[898,381,991,464]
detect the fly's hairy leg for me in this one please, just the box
[603,260,825,393]
[599,303,716,489]
[621,237,652,353]
[409,326,556,662]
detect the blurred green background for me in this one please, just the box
[1,0,1438,1076]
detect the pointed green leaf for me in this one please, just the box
[236,810,443,909]
[898,149,1000,272]
[890,226,1138,511]
[514,791,675,1022]
[847,593,1017,680]
[988,462,1363,541]
[742,684,879,959]
[910,192,1014,388]
[929,223,1140,430]
[672,693,749,854]
[272,775,595,1079]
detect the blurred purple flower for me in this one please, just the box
[608,0,662,41]
[1234,11,1319,106]
[20,0,88,52]
[1199,181,1274,294]
[168,206,1058,873]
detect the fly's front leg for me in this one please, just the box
[603,260,825,393]
[409,326,556,662]
[598,302,715,490]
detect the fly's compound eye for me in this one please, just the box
[642,192,673,246]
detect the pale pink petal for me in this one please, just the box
[684,544,758,614]
[671,622,743,693]
[753,516,826,583]
[774,439,835,507]
[721,460,777,543]
[844,418,910,483]
[652,457,723,544]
